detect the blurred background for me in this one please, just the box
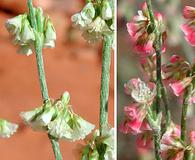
[117,0,195,160]
[0,0,114,159]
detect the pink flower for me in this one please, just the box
[189,96,195,105]
[162,55,191,83]
[190,131,195,147]
[119,119,151,135]
[124,78,156,104]
[120,104,151,135]
[169,55,183,64]
[119,119,142,135]
[181,6,195,46]
[183,6,195,19]
[169,77,192,96]
[124,104,139,120]
[126,2,166,55]
[160,124,185,160]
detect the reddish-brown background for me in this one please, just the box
[0,0,114,159]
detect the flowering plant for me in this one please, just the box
[71,0,115,159]
[5,0,95,159]
[120,1,195,160]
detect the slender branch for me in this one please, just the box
[161,85,171,131]
[146,1,163,160]
[180,91,189,142]
[99,35,112,136]
[27,1,62,160]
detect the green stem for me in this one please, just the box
[146,0,163,160]
[161,84,171,131]
[181,89,190,142]
[99,35,112,136]
[27,1,62,160]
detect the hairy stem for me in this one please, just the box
[27,1,62,159]
[146,0,163,159]
[99,35,112,136]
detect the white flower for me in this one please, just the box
[71,13,86,29]
[125,78,156,104]
[35,106,56,128]
[6,7,56,56]
[5,14,24,35]
[80,125,115,160]
[71,2,95,30]
[17,44,33,56]
[67,114,95,141]
[20,101,55,131]
[0,119,18,138]
[48,115,73,139]
[82,17,112,43]
[19,18,35,44]
[48,108,95,141]
[87,17,111,34]
[102,1,113,20]
[43,18,56,48]
[80,2,95,22]
[20,107,43,125]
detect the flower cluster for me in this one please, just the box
[0,119,18,138]
[160,123,195,160]
[120,78,156,135]
[163,55,195,100]
[5,7,56,56]
[81,125,115,160]
[126,2,167,56]
[181,6,195,46]
[20,92,95,141]
[71,0,114,43]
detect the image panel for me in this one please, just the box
[117,0,195,160]
[0,0,115,159]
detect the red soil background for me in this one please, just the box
[0,0,114,159]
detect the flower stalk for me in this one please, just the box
[99,34,112,136]
[145,0,167,159]
[27,0,62,159]
[99,34,112,158]
[181,89,190,142]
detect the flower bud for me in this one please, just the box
[43,18,56,48]
[19,18,35,44]
[102,0,113,20]
[169,77,192,96]
[61,91,70,106]
[81,2,95,22]
[36,7,45,32]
